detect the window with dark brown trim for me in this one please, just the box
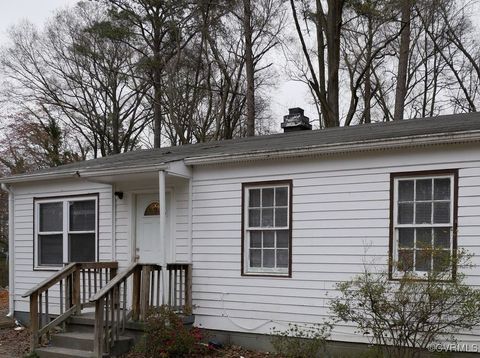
[242,180,292,277]
[389,170,458,279]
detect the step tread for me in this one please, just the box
[35,346,93,357]
[55,331,133,341]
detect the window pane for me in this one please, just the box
[250,249,261,267]
[277,231,289,248]
[263,249,275,268]
[39,202,63,232]
[262,188,274,207]
[261,208,273,227]
[249,209,260,227]
[433,251,450,272]
[416,250,431,271]
[277,249,289,268]
[433,202,450,224]
[398,181,414,202]
[275,208,288,227]
[398,250,413,271]
[249,189,260,207]
[434,178,450,200]
[70,200,95,231]
[39,234,63,265]
[275,187,288,206]
[416,228,432,249]
[415,203,432,224]
[69,233,95,262]
[144,202,160,216]
[434,228,451,249]
[398,203,414,224]
[416,179,432,200]
[263,231,275,247]
[398,228,414,248]
[250,231,261,248]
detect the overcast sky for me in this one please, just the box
[0,1,319,130]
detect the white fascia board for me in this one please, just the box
[184,131,480,166]
[0,164,169,184]
[79,164,168,178]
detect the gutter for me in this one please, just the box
[1,184,14,317]
[184,130,480,165]
[0,163,169,184]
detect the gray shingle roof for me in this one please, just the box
[4,112,480,181]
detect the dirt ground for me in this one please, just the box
[0,289,30,358]
[126,345,281,358]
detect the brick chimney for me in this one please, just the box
[281,107,312,133]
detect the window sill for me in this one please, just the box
[242,270,290,278]
[390,270,454,282]
[33,265,63,272]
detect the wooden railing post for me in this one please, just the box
[29,293,39,351]
[110,266,118,280]
[93,297,105,358]
[72,267,81,314]
[140,265,151,320]
[185,264,193,313]
[132,266,141,321]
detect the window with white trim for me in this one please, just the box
[243,181,291,276]
[35,196,98,268]
[392,173,456,276]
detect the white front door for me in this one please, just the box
[135,193,171,264]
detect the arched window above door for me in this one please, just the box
[144,201,160,216]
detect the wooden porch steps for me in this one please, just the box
[35,346,94,358]
[35,313,134,358]
[24,262,192,357]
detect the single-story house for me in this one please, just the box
[1,108,480,356]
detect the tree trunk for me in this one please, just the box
[243,0,255,136]
[325,0,343,127]
[393,0,412,121]
[363,17,373,124]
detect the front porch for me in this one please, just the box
[23,261,192,357]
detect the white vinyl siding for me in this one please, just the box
[12,180,112,314]
[191,143,480,345]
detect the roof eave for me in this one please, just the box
[0,163,168,185]
[184,130,480,166]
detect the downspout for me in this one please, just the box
[111,184,116,262]
[158,170,167,303]
[188,177,193,263]
[1,184,14,317]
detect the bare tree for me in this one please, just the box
[289,0,346,128]
[102,0,198,147]
[1,2,152,157]
[393,0,413,120]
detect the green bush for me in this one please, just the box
[330,249,480,358]
[270,322,331,358]
[136,305,204,358]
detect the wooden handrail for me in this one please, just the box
[25,261,118,352]
[89,262,142,302]
[22,263,77,298]
[91,263,163,357]
[22,262,119,298]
